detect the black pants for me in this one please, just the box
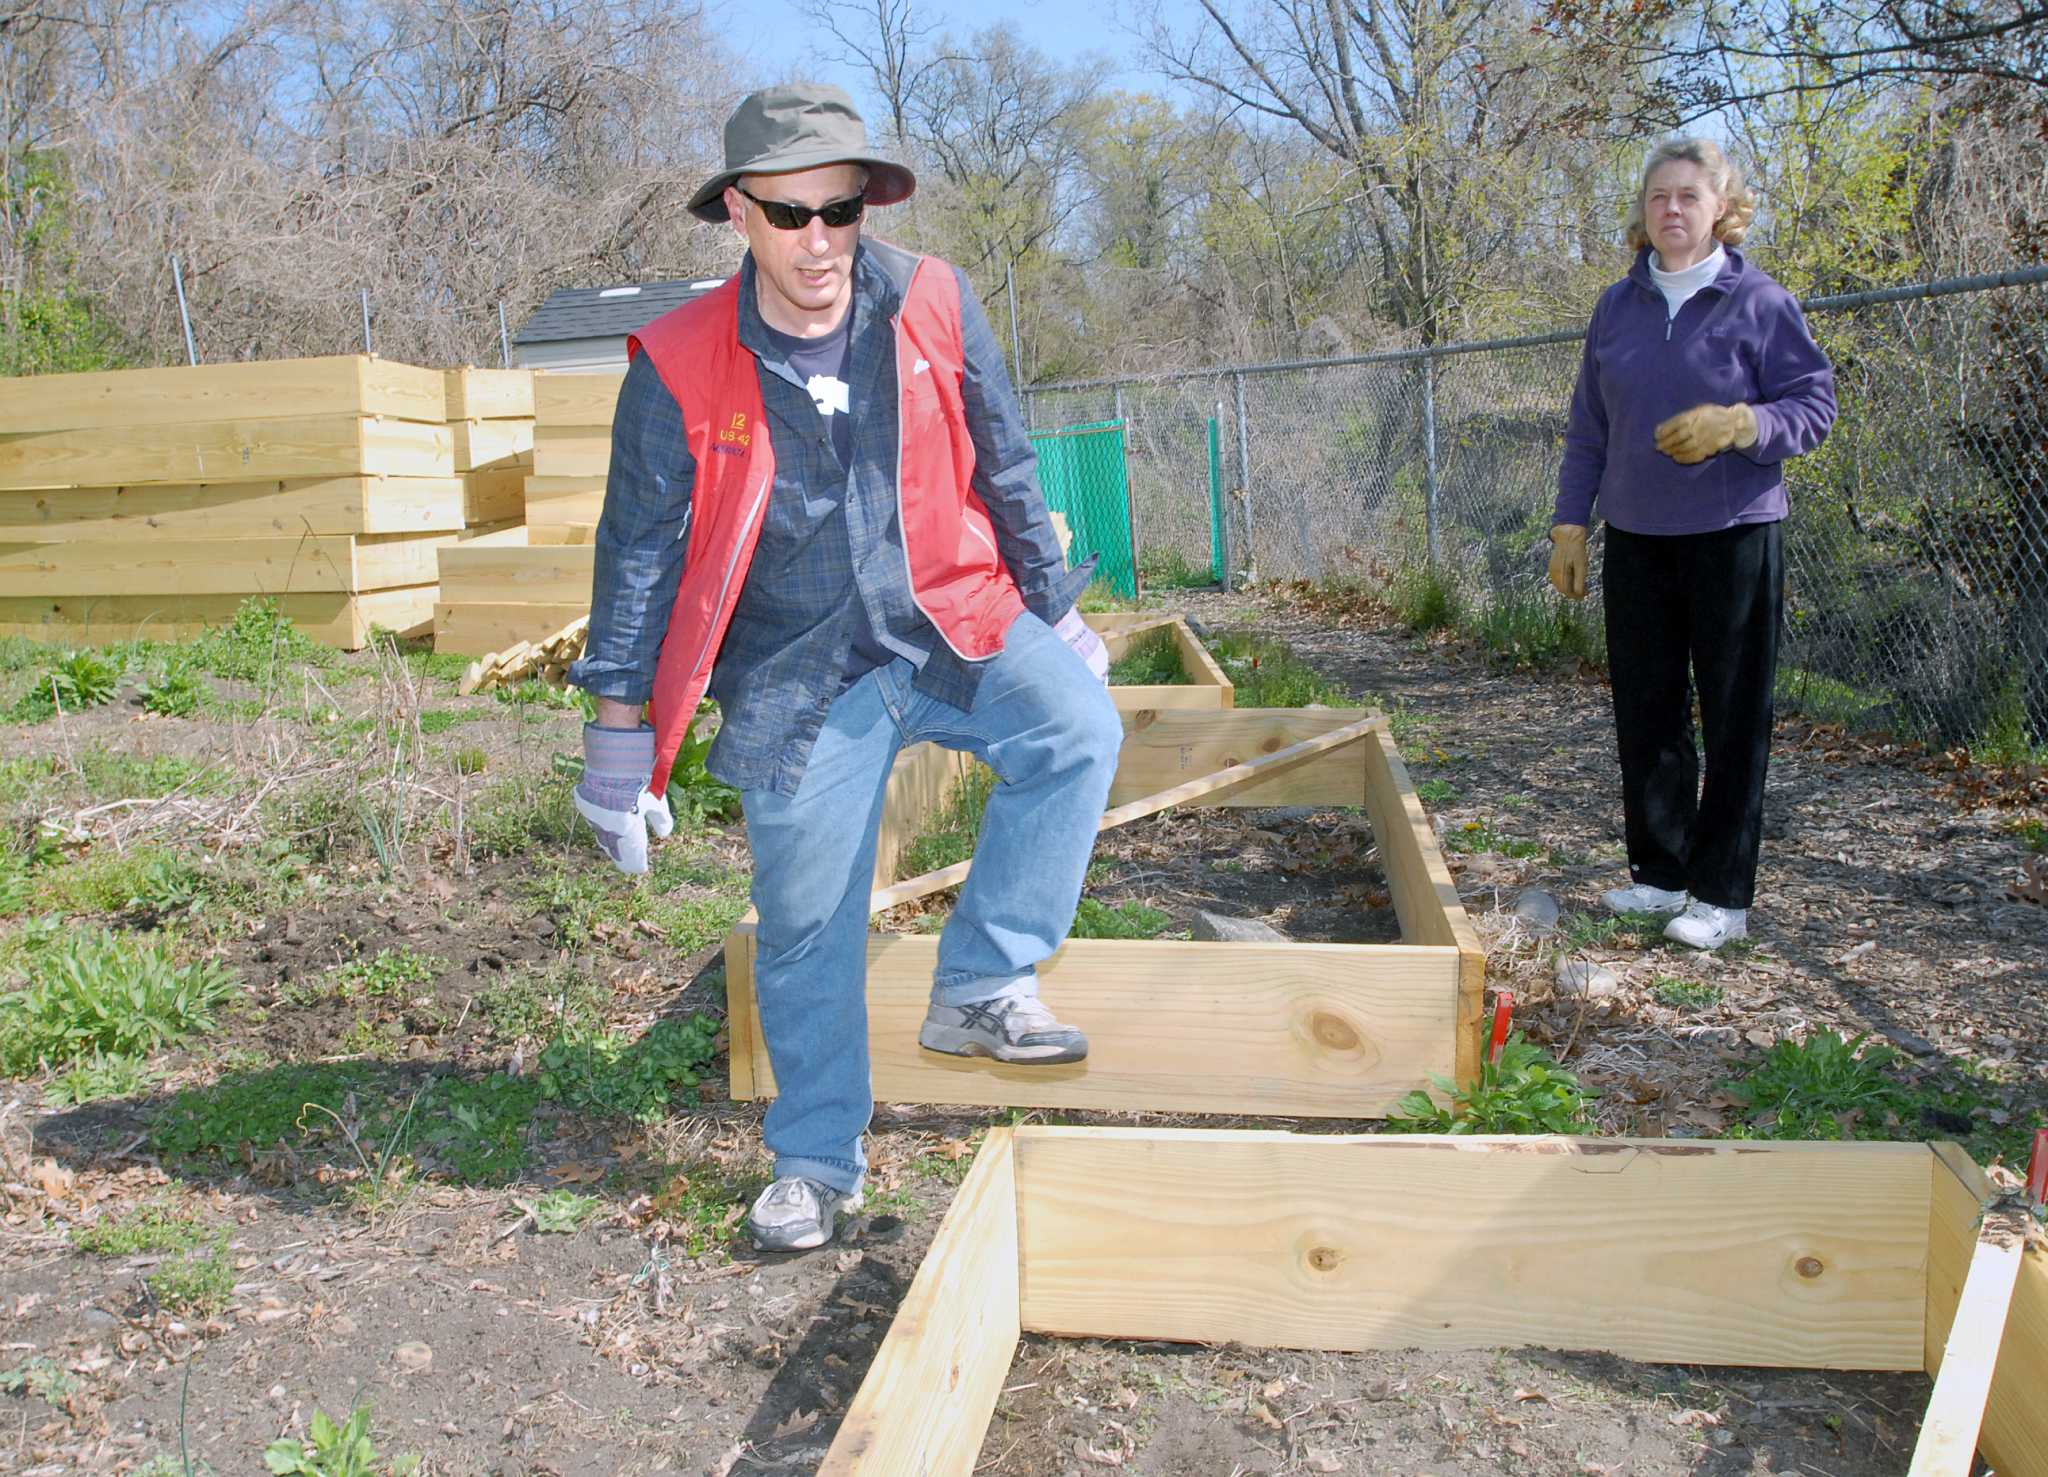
[1602,521,1782,910]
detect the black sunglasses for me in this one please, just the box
[736,186,866,231]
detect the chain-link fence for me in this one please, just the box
[1025,264,2048,751]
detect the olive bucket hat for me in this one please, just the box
[688,84,916,223]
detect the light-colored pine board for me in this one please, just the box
[431,601,592,656]
[1108,707,1373,808]
[436,543,594,604]
[0,415,453,490]
[0,584,435,649]
[0,477,467,540]
[1362,722,1486,1086]
[531,426,612,479]
[1911,1201,2029,1475]
[533,372,626,425]
[1011,1129,1930,1368]
[0,531,458,597]
[524,475,608,500]
[529,523,597,546]
[725,927,1461,1116]
[1111,683,1231,711]
[461,465,527,527]
[1175,620,1234,701]
[452,419,535,473]
[1927,1145,2048,1476]
[820,1129,1020,1476]
[871,743,977,891]
[870,715,1386,914]
[445,367,535,422]
[1096,615,1183,657]
[0,355,446,434]
[721,925,758,1100]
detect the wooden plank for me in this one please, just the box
[0,476,466,539]
[0,531,459,597]
[1110,683,1230,712]
[1362,722,1486,1088]
[461,465,527,526]
[1175,620,1234,703]
[1011,1129,1929,1368]
[530,426,612,479]
[0,415,453,490]
[870,715,1386,913]
[436,544,594,604]
[0,355,446,434]
[533,371,626,425]
[872,743,977,892]
[0,584,436,649]
[452,420,534,473]
[444,367,535,422]
[1109,707,1373,808]
[529,523,597,546]
[721,925,758,1100]
[819,1129,1019,1476]
[725,926,1461,1116]
[431,601,591,656]
[1910,1197,2029,1475]
[524,475,607,499]
[1927,1145,2048,1477]
[1097,615,1182,658]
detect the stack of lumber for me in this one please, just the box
[433,370,620,656]
[525,371,621,544]
[457,614,588,696]
[445,367,536,529]
[0,355,490,649]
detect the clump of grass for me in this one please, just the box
[1472,587,1605,669]
[1069,898,1171,939]
[536,1014,722,1124]
[1203,631,1351,708]
[1106,627,1188,687]
[1653,976,1723,1011]
[1137,547,1214,590]
[11,648,123,723]
[1387,1032,1596,1134]
[45,1050,161,1105]
[1390,562,1465,634]
[0,929,238,1073]
[1720,1030,1915,1140]
[468,778,582,858]
[188,595,328,688]
[72,1201,213,1257]
[897,765,998,881]
[531,1189,601,1233]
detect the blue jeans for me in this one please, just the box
[739,610,1122,1194]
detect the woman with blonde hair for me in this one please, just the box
[1548,137,1836,950]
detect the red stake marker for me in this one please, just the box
[1488,991,1514,1067]
[2027,1127,2048,1209]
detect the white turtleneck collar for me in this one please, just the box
[1648,243,1726,319]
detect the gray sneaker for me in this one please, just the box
[745,1177,862,1252]
[919,996,1088,1064]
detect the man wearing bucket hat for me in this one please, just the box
[567,84,1121,1253]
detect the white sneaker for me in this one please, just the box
[1664,901,1747,950]
[1600,882,1690,917]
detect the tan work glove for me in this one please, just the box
[1654,403,1758,465]
[1548,524,1588,601]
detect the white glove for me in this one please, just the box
[574,723,676,875]
[1054,608,1109,683]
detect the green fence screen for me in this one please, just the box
[1031,419,1136,599]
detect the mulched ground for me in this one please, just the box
[0,586,2042,1476]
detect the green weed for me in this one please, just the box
[1414,778,1460,808]
[1137,547,1215,589]
[667,701,742,829]
[11,648,123,722]
[72,1201,212,1256]
[897,764,998,881]
[1652,977,1723,1011]
[1107,627,1188,687]
[1441,817,1544,858]
[45,1049,160,1105]
[417,708,483,735]
[419,1073,540,1184]
[190,596,329,689]
[1202,631,1352,708]
[2011,817,2046,855]
[1069,898,1172,939]
[144,1235,236,1314]
[1471,587,1606,669]
[467,778,582,858]
[0,930,238,1073]
[474,966,609,1045]
[492,678,589,714]
[452,745,489,776]
[1719,1031,1917,1140]
[264,1405,419,1477]
[537,1014,721,1124]
[1390,562,1465,634]
[642,1162,757,1258]
[335,947,443,999]
[0,1356,81,1408]
[138,661,204,718]
[531,1189,601,1233]
[1387,1033,1597,1134]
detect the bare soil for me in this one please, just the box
[0,589,2042,1476]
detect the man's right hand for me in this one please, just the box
[1547,524,1589,601]
[574,721,675,875]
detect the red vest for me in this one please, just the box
[626,254,1026,793]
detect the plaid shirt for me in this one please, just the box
[571,240,1088,796]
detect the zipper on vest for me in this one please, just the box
[688,470,773,680]
[893,310,989,664]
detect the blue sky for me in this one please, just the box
[724,0,1190,105]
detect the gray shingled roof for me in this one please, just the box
[512,277,729,346]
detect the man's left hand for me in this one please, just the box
[1654,403,1758,464]
[1053,608,1109,683]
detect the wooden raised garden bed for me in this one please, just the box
[820,1127,2048,1477]
[722,697,1487,1116]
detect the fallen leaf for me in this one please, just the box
[1511,1388,1550,1402]
[1669,1407,1721,1428]
[1075,1437,1125,1466]
[1262,1378,1287,1401]
[1248,1399,1284,1430]
[771,1408,818,1440]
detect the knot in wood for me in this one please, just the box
[1310,1012,1362,1052]
[1307,1245,1343,1273]
[1795,1256,1825,1279]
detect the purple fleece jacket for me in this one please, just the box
[1554,247,1836,535]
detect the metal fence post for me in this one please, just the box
[1422,353,1440,567]
[498,301,511,369]
[169,254,197,366]
[1209,403,1229,584]
[360,289,373,355]
[1233,372,1253,584]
